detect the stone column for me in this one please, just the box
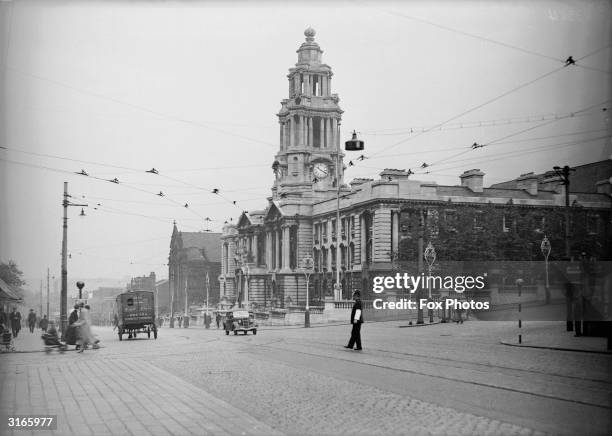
[276,229,282,269]
[266,231,272,269]
[319,118,324,148]
[299,116,305,147]
[325,118,331,148]
[282,225,290,270]
[392,211,399,255]
[360,214,367,263]
[280,123,285,149]
[289,118,295,148]
[322,75,328,96]
[308,117,313,147]
[331,118,337,150]
[253,233,259,266]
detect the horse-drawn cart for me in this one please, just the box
[114,290,157,341]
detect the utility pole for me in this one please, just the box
[334,122,342,301]
[46,268,50,319]
[60,182,87,335]
[554,165,575,332]
[416,209,425,324]
[39,280,43,318]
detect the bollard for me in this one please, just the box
[516,278,524,344]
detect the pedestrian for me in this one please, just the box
[65,304,80,348]
[9,307,22,338]
[344,290,364,351]
[215,312,221,329]
[178,316,183,328]
[27,309,37,333]
[74,304,95,353]
[39,315,49,332]
[0,307,7,327]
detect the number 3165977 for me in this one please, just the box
[7,416,55,428]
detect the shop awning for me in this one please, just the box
[0,277,22,302]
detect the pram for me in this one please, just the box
[42,332,67,353]
[1,330,14,352]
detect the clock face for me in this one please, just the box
[313,163,329,179]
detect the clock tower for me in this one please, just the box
[273,28,345,203]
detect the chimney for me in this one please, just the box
[516,172,539,195]
[460,169,484,193]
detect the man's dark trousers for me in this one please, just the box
[347,322,362,349]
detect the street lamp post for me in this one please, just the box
[60,181,87,336]
[424,242,436,323]
[540,235,551,305]
[301,255,314,328]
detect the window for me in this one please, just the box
[351,216,356,238]
[322,222,328,242]
[502,215,509,233]
[332,219,337,240]
[444,209,457,232]
[399,211,411,236]
[341,218,347,239]
[331,246,337,268]
[322,248,328,270]
[587,213,600,235]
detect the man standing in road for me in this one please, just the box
[345,291,363,351]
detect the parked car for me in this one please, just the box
[223,310,257,335]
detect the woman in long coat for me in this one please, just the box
[74,304,95,352]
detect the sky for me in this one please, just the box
[0,0,610,291]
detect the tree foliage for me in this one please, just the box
[0,260,26,298]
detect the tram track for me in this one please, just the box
[246,337,611,410]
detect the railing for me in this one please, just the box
[499,284,538,293]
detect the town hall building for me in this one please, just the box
[219,29,612,310]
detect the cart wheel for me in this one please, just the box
[118,333,122,341]
[244,331,247,335]
[225,330,229,335]
[253,329,257,335]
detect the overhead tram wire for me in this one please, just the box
[343,45,610,177]
[3,66,278,149]
[375,5,612,75]
[359,109,598,136]
[348,99,610,177]
[0,156,213,221]
[364,127,609,160]
[416,99,611,173]
[368,63,568,160]
[415,135,610,176]
[1,145,254,212]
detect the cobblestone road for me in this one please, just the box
[1,320,610,435]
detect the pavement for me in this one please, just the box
[0,330,282,436]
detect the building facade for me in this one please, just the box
[220,29,612,309]
[168,223,222,314]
